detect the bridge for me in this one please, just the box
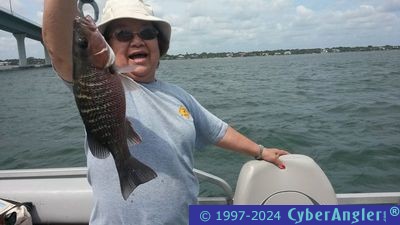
[0,7,50,66]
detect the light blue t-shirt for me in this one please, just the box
[68,75,228,225]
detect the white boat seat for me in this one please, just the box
[233,154,337,205]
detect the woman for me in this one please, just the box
[43,0,288,224]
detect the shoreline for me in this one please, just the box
[0,64,52,72]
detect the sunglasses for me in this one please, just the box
[111,27,159,42]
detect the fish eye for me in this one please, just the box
[78,38,89,49]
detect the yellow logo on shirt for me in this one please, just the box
[178,105,190,119]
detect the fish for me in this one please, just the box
[72,15,157,200]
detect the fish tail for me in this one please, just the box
[117,157,157,200]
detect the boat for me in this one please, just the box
[0,154,399,225]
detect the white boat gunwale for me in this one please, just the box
[1,165,399,225]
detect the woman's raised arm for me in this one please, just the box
[42,0,78,81]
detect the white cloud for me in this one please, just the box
[0,32,18,59]
[379,0,400,13]
[0,0,399,59]
[296,5,314,18]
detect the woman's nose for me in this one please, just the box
[129,34,145,47]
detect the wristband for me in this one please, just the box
[254,144,264,160]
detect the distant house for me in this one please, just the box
[189,54,199,59]
[284,51,292,55]
[0,61,10,66]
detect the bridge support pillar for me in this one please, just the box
[43,43,51,65]
[13,33,27,66]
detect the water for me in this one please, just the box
[1,51,399,196]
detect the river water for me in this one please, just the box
[1,50,399,196]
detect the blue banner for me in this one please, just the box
[190,205,400,225]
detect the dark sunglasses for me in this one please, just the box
[112,27,159,42]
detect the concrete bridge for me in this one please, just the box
[0,7,50,66]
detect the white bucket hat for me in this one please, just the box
[97,0,171,56]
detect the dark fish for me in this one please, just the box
[72,15,157,200]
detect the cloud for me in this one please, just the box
[0,32,18,59]
[296,5,314,18]
[149,0,400,53]
[0,0,399,59]
[379,0,400,13]
[152,0,295,53]
[259,2,400,49]
[321,4,399,33]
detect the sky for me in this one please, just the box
[0,0,399,60]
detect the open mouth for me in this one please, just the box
[129,52,148,60]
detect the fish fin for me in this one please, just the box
[126,119,142,145]
[117,157,157,200]
[104,42,115,68]
[87,133,110,159]
[115,65,137,74]
[117,74,141,91]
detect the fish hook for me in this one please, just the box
[78,0,99,22]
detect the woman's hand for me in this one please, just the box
[259,147,289,169]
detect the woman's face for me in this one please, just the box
[107,19,160,83]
